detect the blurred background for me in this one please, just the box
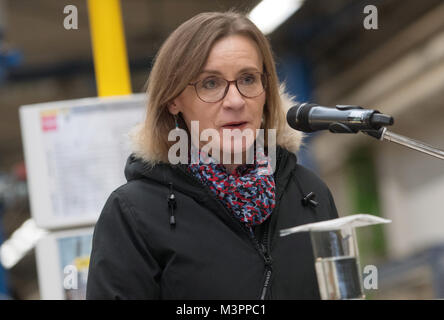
[1,0,444,299]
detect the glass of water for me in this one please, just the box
[310,226,365,300]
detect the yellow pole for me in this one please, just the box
[87,0,132,96]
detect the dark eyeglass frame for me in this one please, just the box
[188,72,268,103]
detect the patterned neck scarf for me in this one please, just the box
[187,146,276,228]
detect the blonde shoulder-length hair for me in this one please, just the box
[131,11,303,165]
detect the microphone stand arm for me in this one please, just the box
[362,127,444,160]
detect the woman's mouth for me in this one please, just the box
[221,122,248,130]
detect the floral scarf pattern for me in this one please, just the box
[187,147,275,227]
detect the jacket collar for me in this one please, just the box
[124,145,297,201]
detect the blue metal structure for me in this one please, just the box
[0,25,17,297]
[0,28,22,85]
[0,198,9,298]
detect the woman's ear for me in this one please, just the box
[167,101,180,115]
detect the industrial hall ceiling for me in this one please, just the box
[1,0,442,169]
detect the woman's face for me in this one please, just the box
[170,34,266,160]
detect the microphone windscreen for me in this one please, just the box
[286,104,300,130]
[286,103,315,132]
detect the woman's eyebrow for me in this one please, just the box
[199,67,261,76]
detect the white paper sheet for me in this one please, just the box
[20,94,146,229]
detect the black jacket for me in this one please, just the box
[86,146,338,299]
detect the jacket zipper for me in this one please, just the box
[259,227,272,300]
[258,148,284,300]
[258,188,284,300]
[172,149,284,300]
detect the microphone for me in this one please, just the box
[286,103,394,133]
[302,192,318,208]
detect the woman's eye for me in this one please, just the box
[202,78,221,89]
[239,74,256,85]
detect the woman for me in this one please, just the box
[86,11,338,300]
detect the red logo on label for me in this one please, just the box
[41,115,58,132]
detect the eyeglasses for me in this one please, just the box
[188,72,267,103]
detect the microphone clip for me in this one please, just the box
[302,192,319,208]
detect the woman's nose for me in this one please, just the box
[222,82,245,109]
